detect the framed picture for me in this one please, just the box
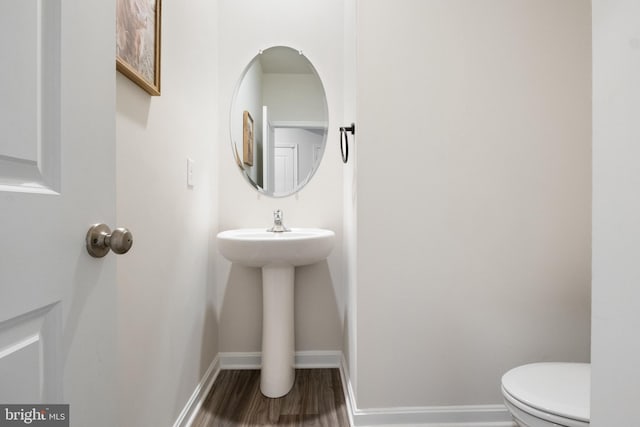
[116,0,162,96]
[243,111,254,166]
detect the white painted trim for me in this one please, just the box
[219,351,262,369]
[271,120,328,129]
[339,356,516,427]
[296,350,342,368]
[218,350,342,370]
[339,355,357,427]
[172,355,220,427]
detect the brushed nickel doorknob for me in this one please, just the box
[86,224,133,258]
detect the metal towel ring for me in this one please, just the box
[339,123,355,163]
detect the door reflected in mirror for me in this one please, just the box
[230,46,329,197]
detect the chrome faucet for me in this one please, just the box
[268,209,290,232]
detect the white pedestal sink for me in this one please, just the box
[216,228,335,397]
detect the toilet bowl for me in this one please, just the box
[501,363,590,427]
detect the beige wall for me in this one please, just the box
[342,0,358,390]
[115,1,219,426]
[216,0,346,354]
[353,0,592,409]
[592,0,640,424]
[113,0,595,422]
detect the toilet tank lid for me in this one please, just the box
[501,362,590,422]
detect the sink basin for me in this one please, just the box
[216,228,335,268]
[216,227,335,398]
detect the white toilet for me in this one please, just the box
[501,363,590,427]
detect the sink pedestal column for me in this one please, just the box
[260,265,295,397]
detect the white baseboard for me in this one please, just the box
[174,352,516,427]
[339,356,516,427]
[349,407,516,427]
[218,350,342,369]
[218,351,262,369]
[172,355,220,427]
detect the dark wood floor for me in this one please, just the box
[191,369,350,427]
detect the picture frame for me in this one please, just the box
[243,111,254,166]
[116,0,162,96]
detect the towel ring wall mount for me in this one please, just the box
[339,123,355,163]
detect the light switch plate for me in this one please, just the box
[187,158,194,187]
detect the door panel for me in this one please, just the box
[0,0,60,193]
[0,0,116,425]
[0,304,61,403]
[274,144,297,195]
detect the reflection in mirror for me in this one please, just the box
[230,46,329,197]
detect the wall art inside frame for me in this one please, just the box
[243,111,254,166]
[116,0,162,95]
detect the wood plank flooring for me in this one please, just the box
[191,369,350,427]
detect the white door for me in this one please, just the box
[274,144,298,196]
[0,0,117,426]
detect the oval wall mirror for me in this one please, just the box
[229,46,329,197]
